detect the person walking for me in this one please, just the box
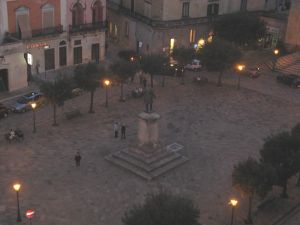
[114,122,119,138]
[74,152,82,167]
[121,124,126,139]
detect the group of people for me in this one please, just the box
[113,122,126,139]
[74,122,127,167]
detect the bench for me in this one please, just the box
[65,109,82,120]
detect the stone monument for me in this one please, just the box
[106,88,188,180]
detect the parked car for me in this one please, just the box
[276,74,300,88]
[11,92,47,113]
[0,103,10,119]
[243,67,261,78]
[185,59,202,71]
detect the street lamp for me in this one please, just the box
[229,199,238,225]
[236,64,245,90]
[13,183,22,222]
[104,79,110,107]
[272,49,279,71]
[25,209,35,225]
[31,102,37,133]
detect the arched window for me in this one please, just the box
[42,3,54,29]
[72,3,84,26]
[92,0,104,24]
[15,6,31,38]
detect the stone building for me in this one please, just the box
[285,0,300,50]
[107,0,280,54]
[0,0,106,92]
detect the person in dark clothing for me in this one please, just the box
[121,124,126,139]
[74,152,82,167]
[143,78,147,88]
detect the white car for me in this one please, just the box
[185,59,202,71]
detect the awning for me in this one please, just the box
[17,14,32,39]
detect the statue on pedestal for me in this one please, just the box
[144,88,156,113]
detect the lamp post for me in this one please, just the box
[104,79,110,107]
[229,199,238,225]
[13,183,22,222]
[272,49,279,71]
[31,102,37,133]
[25,209,35,225]
[236,64,245,90]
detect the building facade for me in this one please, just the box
[285,0,300,50]
[0,0,106,92]
[107,0,281,54]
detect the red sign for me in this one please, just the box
[26,209,35,219]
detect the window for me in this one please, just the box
[91,43,100,63]
[124,21,129,37]
[92,0,104,24]
[240,0,247,11]
[182,2,190,18]
[59,41,67,67]
[74,47,82,65]
[74,40,81,45]
[15,6,31,38]
[42,3,54,29]
[189,29,196,43]
[131,0,135,13]
[144,1,152,18]
[207,3,219,16]
[45,48,55,70]
[72,3,84,26]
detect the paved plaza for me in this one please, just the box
[1,70,300,225]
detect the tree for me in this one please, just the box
[110,60,139,101]
[140,54,168,88]
[199,38,241,86]
[40,75,72,126]
[260,132,300,198]
[172,47,196,84]
[74,63,105,113]
[122,192,201,225]
[213,13,266,48]
[290,123,300,186]
[232,158,276,224]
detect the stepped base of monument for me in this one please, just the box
[105,143,188,180]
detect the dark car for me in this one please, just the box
[276,74,300,88]
[243,67,261,78]
[0,103,10,119]
[11,92,47,113]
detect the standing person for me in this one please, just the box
[143,77,147,88]
[114,122,119,138]
[74,152,82,167]
[121,123,126,139]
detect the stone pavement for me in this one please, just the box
[1,72,300,225]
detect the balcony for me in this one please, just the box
[69,21,107,34]
[10,25,63,40]
[108,1,214,28]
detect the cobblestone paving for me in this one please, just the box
[1,73,300,225]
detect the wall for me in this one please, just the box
[7,0,61,33]
[285,0,300,49]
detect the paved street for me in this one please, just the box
[1,68,300,225]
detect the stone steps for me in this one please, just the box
[105,147,189,180]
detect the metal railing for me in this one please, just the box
[10,25,63,40]
[69,21,107,33]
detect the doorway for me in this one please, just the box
[0,69,8,92]
[44,48,55,71]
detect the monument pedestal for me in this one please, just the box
[106,112,189,180]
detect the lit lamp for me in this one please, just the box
[104,79,110,107]
[26,209,35,225]
[31,102,37,133]
[229,199,238,225]
[236,64,245,90]
[13,183,22,222]
[273,49,279,71]
[130,56,134,62]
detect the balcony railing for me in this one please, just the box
[10,25,63,40]
[69,21,107,33]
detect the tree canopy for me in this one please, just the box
[213,13,266,47]
[260,131,300,197]
[122,192,201,225]
[172,47,196,65]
